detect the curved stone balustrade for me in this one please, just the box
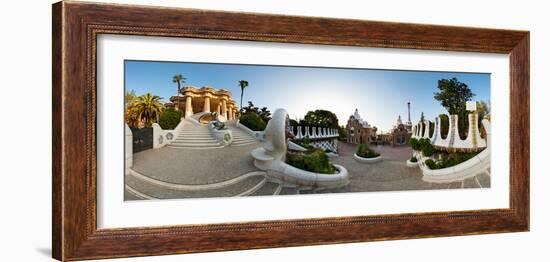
[292,125,339,140]
[251,108,349,189]
[419,119,491,183]
[411,113,487,151]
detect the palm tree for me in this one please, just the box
[172,74,186,110]
[238,80,249,112]
[126,93,165,128]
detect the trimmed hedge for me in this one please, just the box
[411,138,435,157]
[239,112,267,131]
[410,156,418,163]
[424,152,478,170]
[286,148,336,174]
[158,109,182,130]
[356,144,380,158]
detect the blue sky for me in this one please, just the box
[125,60,490,132]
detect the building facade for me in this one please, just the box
[166,86,239,121]
[346,109,372,145]
[389,115,412,146]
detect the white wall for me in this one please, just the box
[0,0,546,261]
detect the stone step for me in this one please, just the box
[176,135,215,138]
[125,173,267,199]
[171,141,220,145]
[173,140,219,144]
[248,181,282,196]
[231,141,258,146]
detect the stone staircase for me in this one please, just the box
[125,170,284,200]
[228,126,259,146]
[168,121,223,149]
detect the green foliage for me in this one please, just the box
[422,143,435,157]
[434,78,475,115]
[242,101,271,122]
[126,93,165,128]
[411,138,434,157]
[172,74,186,95]
[424,152,478,170]
[300,109,339,128]
[410,156,418,163]
[286,148,336,174]
[439,114,449,138]
[425,159,437,169]
[434,78,476,139]
[409,138,420,150]
[124,89,136,109]
[238,80,249,111]
[338,126,347,141]
[239,112,267,131]
[158,109,182,130]
[356,144,380,158]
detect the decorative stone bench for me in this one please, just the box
[250,108,349,190]
[353,153,383,163]
[251,147,275,170]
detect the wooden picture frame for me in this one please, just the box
[52,1,529,261]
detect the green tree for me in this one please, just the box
[241,101,271,123]
[433,78,475,138]
[158,108,182,130]
[124,89,136,109]
[372,126,378,136]
[126,93,165,128]
[338,125,347,141]
[238,80,249,111]
[172,74,187,108]
[300,109,339,128]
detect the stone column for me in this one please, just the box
[222,99,227,119]
[203,96,211,113]
[216,103,221,115]
[185,96,193,118]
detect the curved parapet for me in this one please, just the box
[353,153,383,163]
[269,160,349,188]
[431,117,440,144]
[421,120,491,183]
[262,108,288,161]
[422,120,431,139]
[251,108,349,189]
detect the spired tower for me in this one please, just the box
[405,101,413,132]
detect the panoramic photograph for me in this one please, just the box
[123,60,491,201]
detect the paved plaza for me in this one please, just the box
[125,139,490,200]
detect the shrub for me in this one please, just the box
[424,152,478,170]
[410,156,418,163]
[286,148,336,174]
[158,109,182,130]
[409,138,419,150]
[414,138,435,157]
[239,112,267,131]
[422,143,435,157]
[424,159,437,169]
[356,144,380,158]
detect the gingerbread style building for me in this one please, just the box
[346,109,372,145]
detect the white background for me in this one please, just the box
[0,0,546,261]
